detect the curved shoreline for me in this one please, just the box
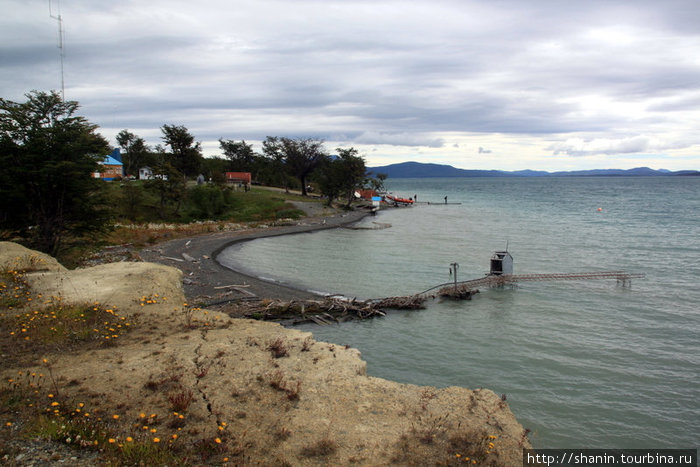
[139,209,371,305]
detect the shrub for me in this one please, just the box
[188,185,227,219]
[167,389,194,412]
[266,337,289,358]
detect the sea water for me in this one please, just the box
[218,176,700,449]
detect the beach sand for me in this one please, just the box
[138,208,370,306]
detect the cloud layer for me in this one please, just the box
[2,0,699,170]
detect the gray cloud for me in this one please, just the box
[547,135,695,157]
[353,131,445,148]
[2,0,700,168]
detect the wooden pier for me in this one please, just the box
[417,271,645,300]
[222,247,644,324]
[229,271,644,325]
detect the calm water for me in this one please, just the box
[219,177,700,449]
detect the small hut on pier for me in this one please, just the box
[489,251,513,276]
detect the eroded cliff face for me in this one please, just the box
[1,242,531,465]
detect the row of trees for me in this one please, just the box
[0,91,385,256]
[117,128,386,207]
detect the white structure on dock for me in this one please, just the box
[489,251,513,276]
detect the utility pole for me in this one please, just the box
[49,0,65,100]
[450,262,459,293]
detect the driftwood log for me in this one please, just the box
[228,295,428,324]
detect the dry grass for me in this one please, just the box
[390,421,502,466]
[167,389,194,413]
[0,296,134,368]
[266,337,289,358]
[300,436,337,458]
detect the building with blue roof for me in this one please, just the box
[93,148,124,180]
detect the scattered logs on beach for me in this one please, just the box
[234,295,428,324]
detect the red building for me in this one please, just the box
[225,172,252,185]
[357,189,378,200]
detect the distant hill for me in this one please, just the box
[367,161,699,178]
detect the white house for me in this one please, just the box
[138,167,168,181]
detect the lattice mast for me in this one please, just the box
[49,0,65,100]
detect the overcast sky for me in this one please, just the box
[3,0,700,170]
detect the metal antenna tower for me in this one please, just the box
[49,0,65,100]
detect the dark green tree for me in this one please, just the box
[0,91,111,255]
[317,147,367,206]
[160,124,203,178]
[118,182,144,221]
[365,172,387,192]
[219,138,256,171]
[116,129,150,178]
[260,136,293,189]
[200,156,229,184]
[263,136,326,196]
[145,152,187,219]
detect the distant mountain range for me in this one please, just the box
[367,161,700,178]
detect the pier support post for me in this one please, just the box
[450,262,459,293]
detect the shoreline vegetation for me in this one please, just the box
[0,203,533,465]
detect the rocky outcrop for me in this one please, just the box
[0,242,531,465]
[0,241,67,273]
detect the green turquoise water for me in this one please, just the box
[219,176,700,449]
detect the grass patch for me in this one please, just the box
[96,187,308,252]
[105,182,308,225]
[0,269,31,310]
[0,269,134,368]
[0,367,230,466]
[118,441,184,466]
[391,421,502,466]
[4,396,185,466]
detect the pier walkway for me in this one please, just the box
[415,271,645,299]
